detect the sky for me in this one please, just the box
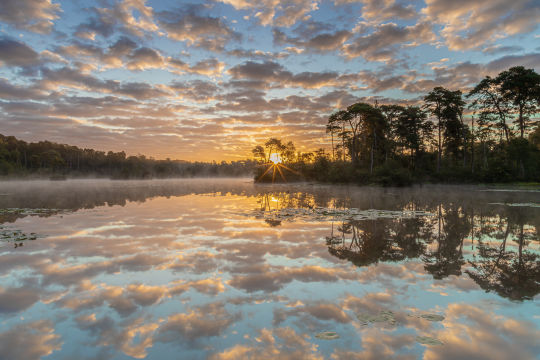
[0,0,539,161]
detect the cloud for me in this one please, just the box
[0,0,61,34]
[422,0,540,50]
[209,327,322,360]
[0,37,42,67]
[77,0,159,39]
[359,0,418,22]
[0,78,47,100]
[423,303,540,360]
[273,28,352,52]
[403,52,540,93]
[159,8,241,51]
[481,45,524,55]
[126,47,165,70]
[227,264,356,292]
[218,0,319,27]
[39,66,170,99]
[0,286,41,313]
[0,320,62,360]
[343,21,436,62]
[169,58,225,76]
[76,315,158,359]
[157,302,239,342]
[227,60,344,88]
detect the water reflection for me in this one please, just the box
[0,179,538,359]
[322,200,539,301]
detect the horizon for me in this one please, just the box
[0,0,539,161]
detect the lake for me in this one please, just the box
[0,179,538,359]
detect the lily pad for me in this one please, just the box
[246,206,435,224]
[315,331,340,340]
[420,314,445,322]
[357,310,396,326]
[416,336,444,345]
[409,313,445,322]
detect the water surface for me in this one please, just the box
[0,179,538,359]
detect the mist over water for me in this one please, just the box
[0,179,538,359]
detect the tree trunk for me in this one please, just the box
[471,116,475,174]
[437,117,441,173]
[519,103,524,138]
[370,133,375,175]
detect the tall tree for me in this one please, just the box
[424,87,466,170]
[467,76,511,141]
[424,87,447,172]
[327,110,350,161]
[496,66,540,138]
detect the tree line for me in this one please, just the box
[0,134,256,179]
[253,66,540,184]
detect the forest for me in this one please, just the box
[253,66,540,185]
[0,135,256,179]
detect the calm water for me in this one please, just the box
[0,179,538,360]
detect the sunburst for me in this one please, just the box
[256,153,301,183]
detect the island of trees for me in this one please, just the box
[253,66,540,185]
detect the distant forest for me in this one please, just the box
[253,66,540,185]
[0,134,256,179]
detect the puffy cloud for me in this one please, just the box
[77,0,159,39]
[0,0,61,34]
[209,327,323,360]
[423,303,540,360]
[0,37,41,67]
[126,47,165,70]
[227,264,357,292]
[422,0,540,50]
[403,52,540,93]
[359,0,418,22]
[76,315,158,359]
[39,66,170,99]
[273,28,352,52]
[157,302,239,342]
[159,9,241,51]
[169,58,225,76]
[343,21,436,62]
[228,60,345,89]
[0,320,62,360]
[0,78,47,100]
[0,286,41,313]
[218,0,319,27]
[481,45,524,55]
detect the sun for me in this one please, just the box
[269,153,282,164]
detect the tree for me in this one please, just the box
[424,87,447,172]
[467,76,511,141]
[282,141,296,163]
[394,106,429,168]
[346,102,387,173]
[496,66,540,138]
[424,87,466,170]
[327,110,351,162]
[264,138,285,162]
[252,145,265,162]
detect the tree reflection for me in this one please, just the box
[325,200,539,301]
[466,207,540,301]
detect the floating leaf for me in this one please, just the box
[409,313,445,322]
[416,336,443,345]
[315,331,339,340]
[357,310,396,326]
[420,314,445,322]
